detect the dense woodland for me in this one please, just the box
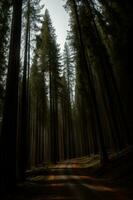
[0,0,133,198]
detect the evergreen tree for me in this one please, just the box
[0,0,23,194]
[18,0,44,180]
[30,41,48,167]
[39,9,61,163]
[63,42,75,158]
[0,0,11,123]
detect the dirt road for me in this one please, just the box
[14,161,132,200]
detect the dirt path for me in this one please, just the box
[13,162,132,200]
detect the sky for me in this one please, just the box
[42,0,69,51]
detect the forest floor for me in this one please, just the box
[8,146,133,200]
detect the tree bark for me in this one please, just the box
[0,0,22,194]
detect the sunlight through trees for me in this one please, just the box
[0,0,133,198]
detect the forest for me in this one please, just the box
[0,0,133,199]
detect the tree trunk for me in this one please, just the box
[0,0,22,194]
